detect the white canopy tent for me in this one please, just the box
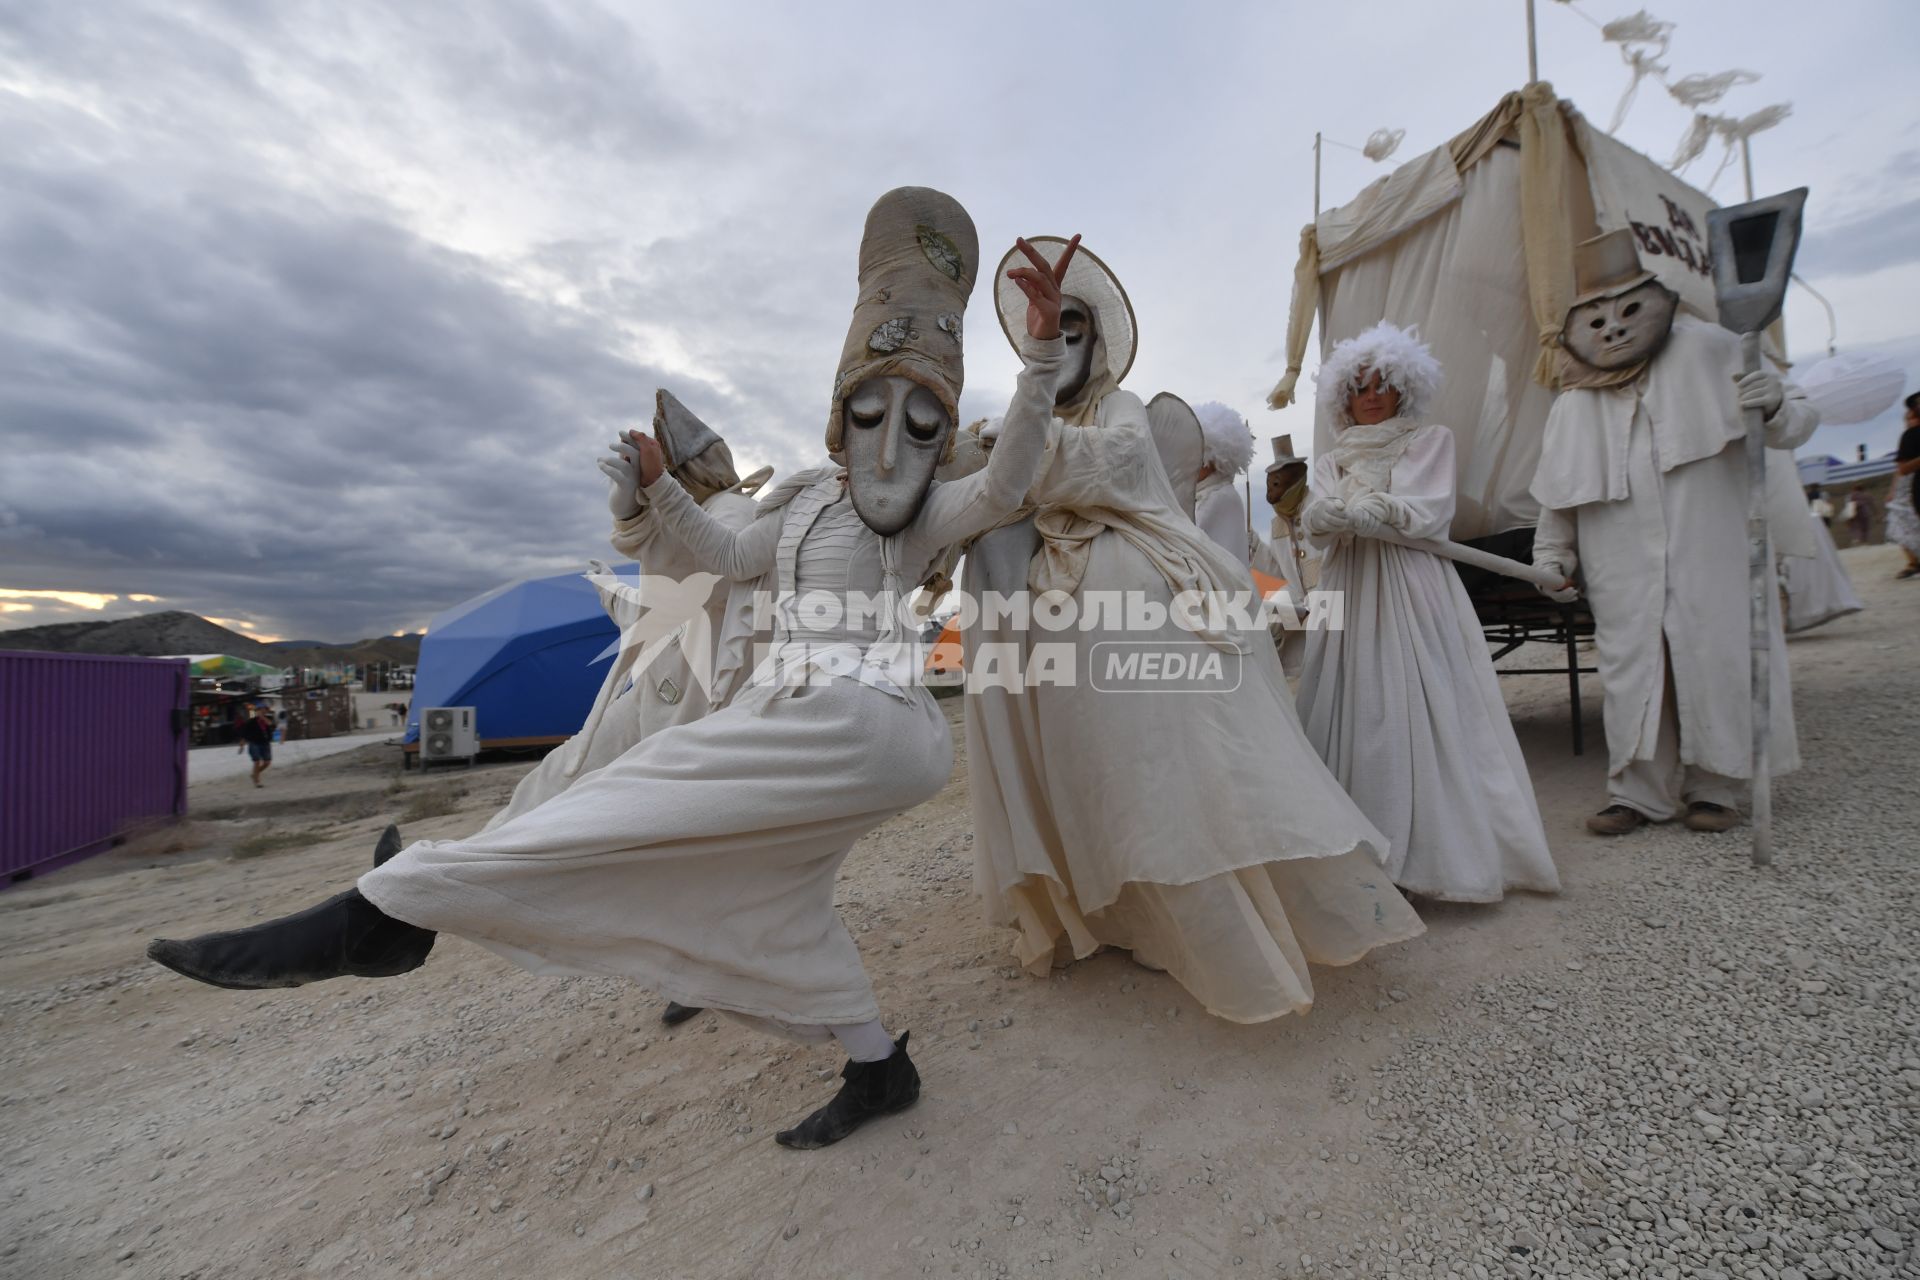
[1269,83,1809,551]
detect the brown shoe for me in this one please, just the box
[1585,804,1648,836]
[1682,801,1741,832]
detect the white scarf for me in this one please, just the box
[1325,415,1420,502]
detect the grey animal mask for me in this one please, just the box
[1561,278,1680,372]
[839,374,953,535]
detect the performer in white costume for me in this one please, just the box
[1295,323,1560,903]
[1529,230,1819,835]
[963,236,1423,1024]
[149,188,1075,1151]
[1191,401,1258,567]
[1781,504,1864,634]
[484,397,772,838]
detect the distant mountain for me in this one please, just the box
[0,610,284,662]
[0,611,422,669]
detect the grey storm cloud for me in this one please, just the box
[0,0,848,640]
[1798,196,1920,280]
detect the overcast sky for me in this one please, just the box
[3,0,1916,641]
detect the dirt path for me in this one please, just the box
[2,548,1913,1280]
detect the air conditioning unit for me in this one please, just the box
[420,706,478,768]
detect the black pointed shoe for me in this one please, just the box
[373,823,403,866]
[775,1031,920,1151]
[660,1001,703,1027]
[145,823,433,990]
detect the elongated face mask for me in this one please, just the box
[1054,294,1096,407]
[1561,279,1679,371]
[841,374,953,534]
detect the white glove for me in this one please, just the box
[598,430,645,520]
[1301,497,1350,537]
[1734,369,1785,418]
[1534,562,1578,603]
[1346,504,1384,538]
[977,416,1005,442]
[1351,491,1413,531]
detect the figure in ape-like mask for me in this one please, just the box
[1529,229,1820,835]
[146,188,1081,1152]
[962,237,1423,1025]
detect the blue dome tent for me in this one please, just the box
[404,567,637,752]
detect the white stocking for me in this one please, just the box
[830,1019,897,1063]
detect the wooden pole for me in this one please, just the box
[1740,330,1773,867]
[1313,132,1322,221]
[1526,0,1539,84]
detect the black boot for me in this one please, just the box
[146,825,434,990]
[660,1001,703,1027]
[775,1031,919,1150]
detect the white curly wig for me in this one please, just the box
[1191,400,1256,474]
[1314,321,1444,427]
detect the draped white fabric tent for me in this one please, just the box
[1271,84,1809,551]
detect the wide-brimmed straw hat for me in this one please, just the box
[993,235,1137,384]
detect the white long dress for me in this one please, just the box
[1194,472,1252,567]
[1531,318,1819,810]
[1782,512,1863,634]
[479,485,768,833]
[1296,423,1559,903]
[359,343,1065,1035]
[965,389,1424,1025]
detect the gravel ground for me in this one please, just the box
[0,546,1912,1280]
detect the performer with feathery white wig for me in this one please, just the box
[1190,400,1259,566]
[1296,321,1560,903]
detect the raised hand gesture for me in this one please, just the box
[1006,234,1081,341]
[598,428,666,520]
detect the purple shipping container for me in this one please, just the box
[0,651,190,885]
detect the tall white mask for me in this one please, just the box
[825,187,979,534]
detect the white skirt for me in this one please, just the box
[361,677,953,1028]
[1299,539,1560,903]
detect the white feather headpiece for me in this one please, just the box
[1190,400,1256,474]
[1314,321,1444,427]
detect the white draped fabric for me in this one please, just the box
[1194,472,1253,567]
[1783,514,1864,634]
[1297,423,1560,902]
[358,342,1067,1035]
[478,488,766,834]
[965,391,1424,1024]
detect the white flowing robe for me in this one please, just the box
[1782,512,1864,634]
[1531,318,1818,787]
[359,343,1066,1034]
[964,389,1423,1025]
[1194,472,1253,567]
[479,486,767,833]
[1296,424,1559,902]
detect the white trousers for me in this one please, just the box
[1609,656,1742,819]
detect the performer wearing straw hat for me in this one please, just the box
[1530,230,1819,836]
[147,188,1078,1151]
[963,236,1423,1024]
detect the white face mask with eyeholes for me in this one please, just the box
[839,374,953,535]
[1561,279,1680,372]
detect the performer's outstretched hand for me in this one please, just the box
[1006,235,1081,341]
[598,430,667,519]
